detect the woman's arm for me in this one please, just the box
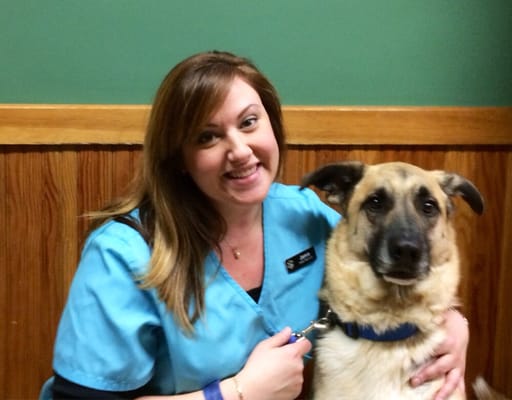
[410,309,469,400]
[138,327,312,400]
[136,378,240,400]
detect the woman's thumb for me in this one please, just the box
[266,326,293,348]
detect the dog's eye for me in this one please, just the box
[422,200,439,215]
[365,194,385,212]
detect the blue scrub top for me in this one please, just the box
[52,183,340,394]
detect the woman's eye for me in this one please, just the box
[240,116,257,129]
[196,131,217,145]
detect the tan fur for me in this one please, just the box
[473,377,511,400]
[301,162,486,400]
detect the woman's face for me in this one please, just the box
[182,77,279,213]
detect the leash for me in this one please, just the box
[290,306,419,343]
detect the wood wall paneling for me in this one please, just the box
[0,142,6,394]
[4,149,45,397]
[493,152,512,389]
[1,106,511,399]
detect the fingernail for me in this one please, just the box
[411,377,422,387]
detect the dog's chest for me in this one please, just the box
[313,328,454,400]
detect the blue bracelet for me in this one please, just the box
[203,379,224,400]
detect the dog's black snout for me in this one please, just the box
[369,222,430,280]
[389,239,421,265]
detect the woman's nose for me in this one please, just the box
[226,131,252,162]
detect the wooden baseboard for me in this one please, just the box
[0,104,511,145]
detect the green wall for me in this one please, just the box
[1,0,511,105]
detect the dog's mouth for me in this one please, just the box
[374,261,430,286]
[379,267,428,286]
[382,274,419,286]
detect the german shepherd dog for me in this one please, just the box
[301,161,484,400]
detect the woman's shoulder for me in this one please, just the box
[267,182,340,224]
[268,181,316,199]
[268,182,333,207]
[82,213,151,276]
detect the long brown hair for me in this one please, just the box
[89,51,286,332]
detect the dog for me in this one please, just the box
[300,161,484,400]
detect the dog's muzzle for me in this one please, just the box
[370,225,430,286]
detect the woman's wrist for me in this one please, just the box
[213,376,244,400]
[203,380,223,400]
[232,375,244,400]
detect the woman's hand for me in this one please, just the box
[410,309,469,400]
[236,327,312,400]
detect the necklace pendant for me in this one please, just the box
[233,249,241,259]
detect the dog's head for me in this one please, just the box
[301,161,484,286]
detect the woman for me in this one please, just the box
[45,51,468,400]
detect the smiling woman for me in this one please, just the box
[40,50,329,399]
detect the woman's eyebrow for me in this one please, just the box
[205,103,262,128]
[237,103,261,119]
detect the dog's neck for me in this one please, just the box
[324,306,419,341]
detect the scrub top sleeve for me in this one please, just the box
[53,223,160,392]
[301,186,341,229]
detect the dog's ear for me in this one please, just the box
[434,171,485,215]
[300,161,366,206]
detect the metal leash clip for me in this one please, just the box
[288,315,332,343]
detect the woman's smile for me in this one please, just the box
[225,163,259,180]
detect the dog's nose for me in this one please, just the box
[389,239,421,266]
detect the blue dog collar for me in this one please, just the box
[321,306,419,342]
[337,320,419,342]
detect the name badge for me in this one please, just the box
[285,247,317,273]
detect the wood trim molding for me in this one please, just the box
[0,104,511,145]
[0,104,149,145]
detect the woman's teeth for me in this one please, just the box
[228,165,257,179]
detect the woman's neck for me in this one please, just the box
[221,204,263,233]
[219,204,263,271]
